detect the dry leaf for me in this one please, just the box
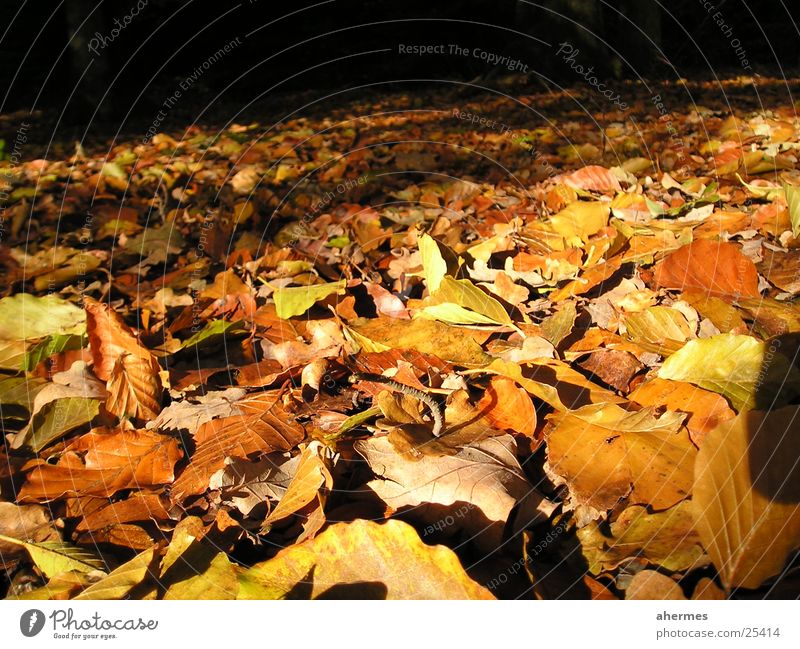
[546,403,695,511]
[693,407,800,590]
[238,519,494,599]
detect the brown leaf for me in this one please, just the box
[0,503,61,557]
[693,407,800,590]
[758,248,800,294]
[653,239,760,298]
[84,297,162,421]
[74,492,172,532]
[18,428,182,501]
[578,349,643,392]
[355,434,555,550]
[171,392,305,502]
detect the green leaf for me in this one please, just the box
[658,334,800,411]
[100,162,127,179]
[420,276,512,326]
[73,548,156,600]
[418,233,447,292]
[272,280,346,319]
[0,294,85,341]
[13,397,100,452]
[784,183,800,238]
[540,302,577,347]
[179,320,247,351]
[22,334,85,372]
[0,376,47,416]
[0,534,106,579]
[0,339,29,371]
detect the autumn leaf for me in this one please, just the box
[171,391,305,501]
[693,407,800,590]
[658,334,800,411]
[84,297,162,422]
[19,427,183,501]
[578,501,707,574]
[545,403,695,511]
[355,434,555,550]
[237,519,494,599]
[653,239,760,298]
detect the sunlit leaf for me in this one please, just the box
[237,519,494,599]
[0,534,105,579]
[658,334,800,411]
[693,407,800,590]
[272,280,346,319]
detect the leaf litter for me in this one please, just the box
[2,80,800,599]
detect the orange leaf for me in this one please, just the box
[84,297,162,421]
[477,376,536,438]
[653,239,760,298]
[628,377,735,446]
[19,428,182,501]
[560,165,622,193]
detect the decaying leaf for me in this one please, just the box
[171,391,305,501]
[84,297,162,421]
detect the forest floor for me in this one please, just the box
[1,76,800,600]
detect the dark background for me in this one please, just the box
[1,0,798,131]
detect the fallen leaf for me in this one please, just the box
[73,547,156,600]
[693,407,800,590]
[657,334,800,411]
[19,428,183,501]
[629,377,736,446]
[272,280,346,319]
[578,501,707,574]
[262,441,334,542]
[0,534,105,579]
[625,570,685,599]
[546,403,695,511]
[476,376,537,439]
[0,293,85,340]
[355,434,555,549]
[237,519,494,599]
[171,391,305,501]
[653,239,760,298]
[84,297,162,422]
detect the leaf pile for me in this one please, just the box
[2,80,800,599]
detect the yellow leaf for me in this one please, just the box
[693,407,800,590]
[418,233,447,293]
[546,403,694,510]
[73,548,156,600]
[237,519,494,599]
[549,201,610,244]
[272,280,346,319]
